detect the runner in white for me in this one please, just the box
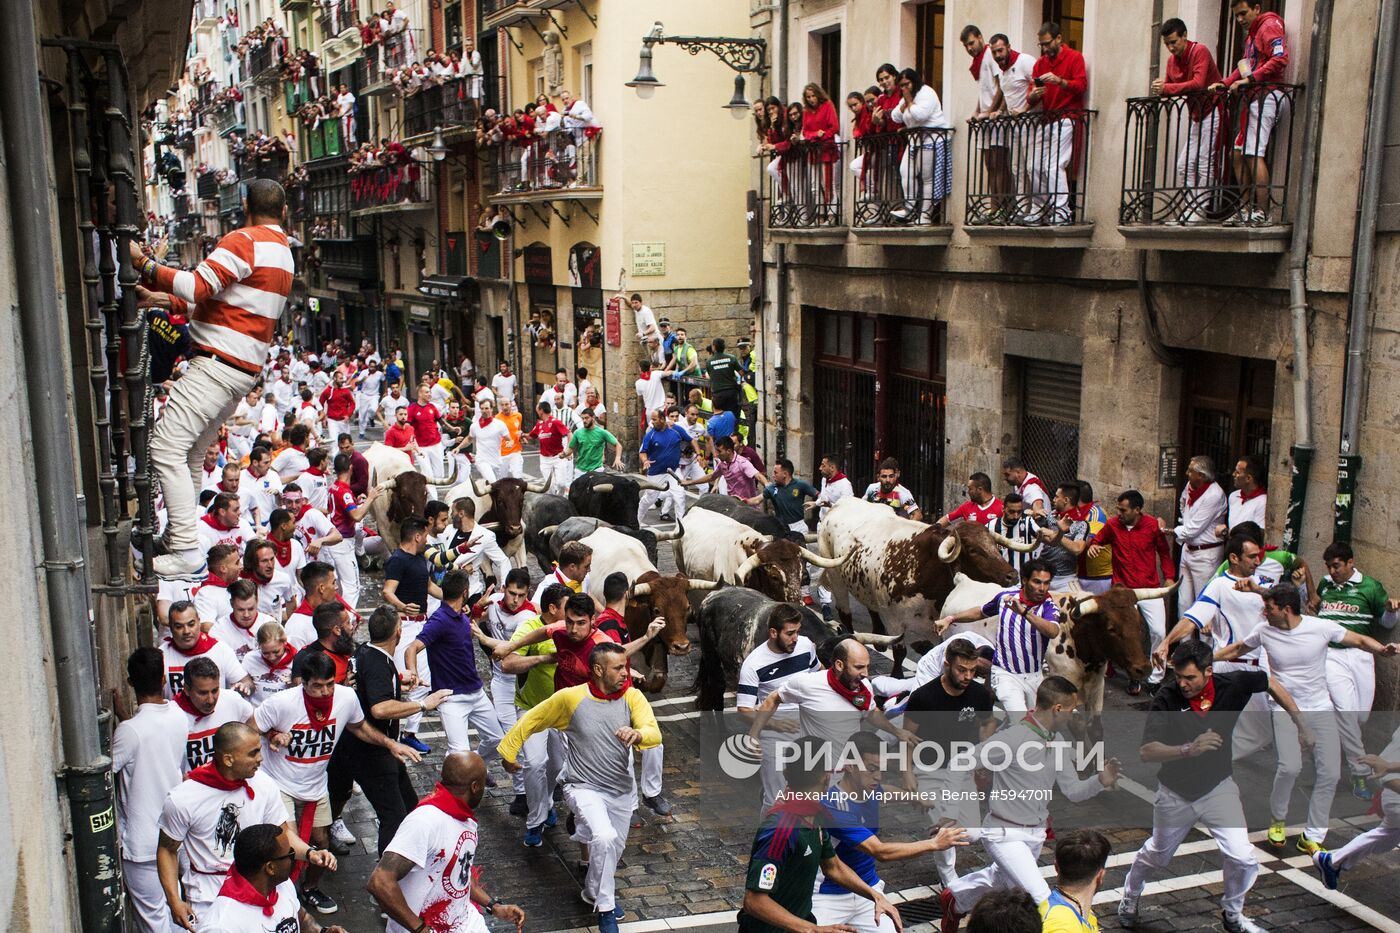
[161,600,252,698]
[474,568,538,813]
[1314,724,1400,888]
[213,580,276,662]
[199,822,346,933]
[176,655,256,772]
[241,541,296,622]
[241,621,297,707]
[1167,455,1227,614]
[466,397,510,482]
[197,492,254,555]
[735,603,821,809]
[368,752,527,933]
[192,544,242,627]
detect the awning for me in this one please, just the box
[417,274,476,302]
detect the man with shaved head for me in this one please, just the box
[157,722,337,929]
[369,752,526,933]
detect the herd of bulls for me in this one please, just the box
[359,444,1172,728]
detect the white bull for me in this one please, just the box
[672,508,845,603]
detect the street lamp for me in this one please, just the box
[725,75,751,118]
[428,125,448,161]
[626,21,767,108]
[625,39,664,99]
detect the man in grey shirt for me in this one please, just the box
[1034,481,1090,591]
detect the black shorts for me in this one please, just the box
[713,390,741,413]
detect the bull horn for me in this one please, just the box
[377,477,398,492]
[434,460,460,487]
[591,483,615,493]
[735,552,764,581]
[653,523,685,541]
[478,521,501,530]
[526,478,550,492]
[688,579,720,591]
[938,534,961,563]
[1074,597,1101,617]
[991,531,1037,553]
[635,476,669,491]
[803,532,819,543]
[472,477,491,497]
[1132,580,1180,602]
[536,524,559,538]
[631,582,652,597]
[798,546,846,569]
[852,632,899,648]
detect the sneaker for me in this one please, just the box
[402,734,431,755]
[544,807,558,828]
[1249,208,1270,225]
[1126,680,1143,697]
[329,818,356,847]
[1179,209,1205,225]
[524,823,544,847]
[1313,849,1341,890]
[642,794,672,816]
[301,888,338,915]
[509,794,529,817]
[154,552,207,581]
[1296,835,1322,856]
[1117,894,1139,928]
[1223,911,1267,933]
[1351,775,1373,801]
[483,770,497,789]
[597,909,620,933]
[939,888,962,933]
[1267,819,1287,847]
[1222,209,1248,227]
[553,784,564,803]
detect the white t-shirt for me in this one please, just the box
[479,593,539,676]
[194,580,234,628]
[253,571,297,621]
[635,373,667,417]
[633,305,658,340]
[112,701,188,861]
[773,669,876,745]
[162,638,246,697]
[197,516,254,556]
[384,805,484,933]
[357,369,385,399]
[300,468,331,513]
[1184,573,1268,664]
[997,52,1037,114]
[379,393,409,423]
[273,536,307,586]
[200,878,300,933]
[254,684,365,800]
[540,384,577,413]
[159,577,199,607]
[183,690,256,772]
[491,371,518,401]
[243,648,296,707]
[473,386,495,409]
[230,399,259,437]
[283,612,317,650]
[816,475,855,521]
[1242,615,1350,711]
[336,90,356,116]
[295,507,338,555]
[975,48,1001,113]
[200,463,222,494]
[271,379,296,413]
[914,631,995,688]
[470,417,510,470]
[258,403,281,433]
[271,446,309,482]
[737,635,821,714]
[239,469,285,528]
[211,612,276,663]
[157,769,285,877]
[430,382,452,415]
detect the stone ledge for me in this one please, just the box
[766,226,849,247]
[963,223,1095,247]
[851,225,953,247]
[1117,223,1292,253]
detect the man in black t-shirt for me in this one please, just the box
[903,638,996,888]
[705,337,743,413]
[329,606,451,855]
[1119,639,1306,933]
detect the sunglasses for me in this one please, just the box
[271,849,297,863]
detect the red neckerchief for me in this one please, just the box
[290,598,314,617]
[242,568,273,586]
[969,45,988,79]
[216,481,233,494]
[293,503,313,522]
[304,466,324,477]
[1021,712,1054,742]
[303,687,335,724]
[1000,50,1025,72]
[174,690,209,720]
[167,632,219,657]
[588,681,628,701]
[1064,503,1091,522]
[828,472,847,483]
[1185,481,1211,507]
[187,761,254,799]
[216,868,279,917]
[1188,677,1216,716]
[268,644,297,671]
[825,668,872,710]
[478,415,494,428]
[765,794,826,821]
[1018,589,1049,610]
[201,513,236,532]
[1238,486,1266,503]
[269,535,293,566]
[416,782,475,821]
[201,574,230,590]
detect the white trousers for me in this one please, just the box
[916,767,983,886]
[1177,547,1224,619]
[1222,665,1274,760]
[394,618,430,733]
[1333,788,1400,870]
[1123,779,1258,916]
[540,454,574,496]
[1138,597,1167,684]
[948,817,1049,911]
[991,667,1041,713]
[503,451,524,479]
[439,689,505,763]
[123,858,177,932]
[1326,647,1375,777]
[758,725,796,811]
[355,395,377,436]
[474,458,501,483]
[638,743,664,799]
[415,442,446,480]
[1271,709,1341,843]
[325,538,361,610]
[1050,573,1077,591]
[1078,577,1111,595]
[490,672,526,794]
[1029,118,1074,219]
[327,418,352,443]
[813,880,896,933]
[1177,110,1221,205]
[677,459,707,494]
[565,782,635,913]
[151,356,258,553]
[637,475,686,525]
[522,726,567,828]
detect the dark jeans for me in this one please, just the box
[329,738,419,855]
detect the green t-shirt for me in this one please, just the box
[513,617,558,709]
[706,352,741,393]
[1316,571,1389,640]
[737,817,836,933]
[1212,549,1297,587]
[569,425,618,472]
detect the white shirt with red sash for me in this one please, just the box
[383,784,486,933]
[161,634,245,697]
[176,689,255,772]
[200,873,300,933]
[253,684,364,801]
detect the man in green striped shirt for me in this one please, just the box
[1310,541,1399,799]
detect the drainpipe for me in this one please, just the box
[1333,0,1397,543]
[772,0,790,462]
[1280,0,1333,551]
[0,0,120,930]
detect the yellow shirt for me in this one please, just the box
[1040,893,1098,933]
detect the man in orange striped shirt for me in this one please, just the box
[134,179,294,580]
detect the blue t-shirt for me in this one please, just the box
[640,424,692,475]
[385,361,402,385]
[705,410,738,442]
[417,603,483,695]
[818,786,880,894]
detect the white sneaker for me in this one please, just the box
[153,552,207,581]
[1249,208,1270,225]
[1180,209,1205,225]
[1117,895,1139,928]
[1223,912,1267,933]
[329,818,356,847]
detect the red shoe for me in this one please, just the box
[940,888,962,933]
[1045,814,1055,842]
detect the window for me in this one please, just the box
[444,0,463,53]
[818,29,841,99]
[914,2,945,99]
[531,59,545,98]
[1042,0,1085,51]
[1217,0,1284,78]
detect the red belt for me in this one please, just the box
[1186,543,1224,552]
[191,866,229,876]
[401,613,427,622]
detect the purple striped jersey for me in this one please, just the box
[982,588,1063,675]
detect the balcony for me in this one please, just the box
[303,119,347,161]
[403,80,478,140]
[242,149,290,182]
[281,0,310,10]
[196,172,220,200]
[763,139,847,244]
[218,181,243,214]
[1118,84,1300,253]
[208,102,245,138]
[351,163,436,214]
[963,108,1097,247]
[173,193,195,220]
[318,3,357,42]
[482,0,547,30]
[488,131,601,204]
[359,29,421,95]
[194,0,220,24]
[850,128,955,244]
[317,238,379,282]
[243,43,280,86]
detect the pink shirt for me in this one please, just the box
[717,454,760,500]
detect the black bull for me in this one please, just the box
[568,472,670,530]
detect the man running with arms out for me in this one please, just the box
[564,406,624,474]
[368,751,527,933]
[139,179,293,579]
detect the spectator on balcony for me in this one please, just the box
[888,68,951,225]
[560,89,602,147]
[964,25,1014,222]
[758,97,793,201]
[336,84,357,146]
[1028,21,1088,226]
[1153,19,1224,224]
[1212,0,1290,226]
[799,84,840,210]
[845,91,877,203]
[463,37,484,102]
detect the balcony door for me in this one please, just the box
[1181,352,1274,496]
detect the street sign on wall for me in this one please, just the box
[630,242,665,277]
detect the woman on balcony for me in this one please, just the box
[846,91,874,204]
[869,65,906,214]
[889,67,951,224]
[800,84,840,220]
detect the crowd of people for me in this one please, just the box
[236,16,288,74]
[477,89,602,192]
